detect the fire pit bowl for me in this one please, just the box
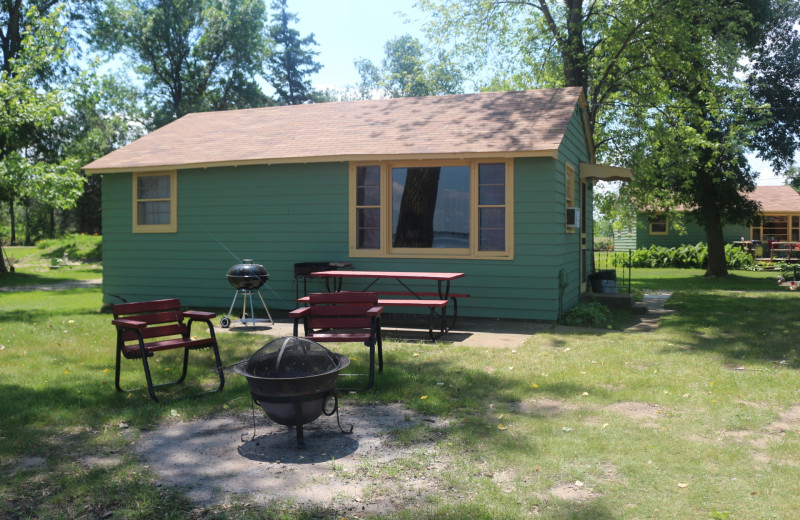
[234,336,350,447]
[226,259,269,290]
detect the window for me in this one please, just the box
[355,166,381,249]
[133,171,177,233]
[649,215,668,235]
[752,215,790,242]
[349,160,513,259]
[478,163,506,251]
[565,163,575,232]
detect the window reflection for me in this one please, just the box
[391,166,470,248]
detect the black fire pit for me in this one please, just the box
[234,336,351,448]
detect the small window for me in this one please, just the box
[133,171,177,233]
[478,163,506,251]
[565,164,576,232]
[649,215,668,235]
[355,166,381,249]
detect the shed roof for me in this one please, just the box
[750,185,800,212]
[83,87,587,174]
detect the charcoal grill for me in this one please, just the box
[234,336,352,448]
[221,259,274,328]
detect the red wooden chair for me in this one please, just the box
[289,292,383,390]
[112,298,224,402]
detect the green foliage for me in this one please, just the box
[562,302,614,329]
[90,0,271,127]
[747,0,800,171]
[35,233,102,262]
[0,5,90,244]
[419,0,794,278]
[355,34,463,99]
[266,0,322,105]
[618,243,755,270]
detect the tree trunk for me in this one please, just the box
[24,203,30,246]
[393,167,441,247]
[704,213,729,278]
[0,239,8,273]
[9,198,16,245]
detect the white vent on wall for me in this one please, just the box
[566,207,580,229]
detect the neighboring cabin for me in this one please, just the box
[84,88,630,321]
[613,185,800,251]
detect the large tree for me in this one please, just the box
[747,0,800,173]
[0,3,86,246]
[90,0,271,128]
[265,0,322,105]
[355,34,463,99]
[420,0,796,277]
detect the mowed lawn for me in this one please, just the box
[1,267,798,519]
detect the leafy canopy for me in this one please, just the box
[90,0,271,128]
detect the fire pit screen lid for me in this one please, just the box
[243,336,343,378]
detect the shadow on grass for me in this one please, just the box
[0,269,102,288]
[630,271,782,293]
[657,291,800,367]
[43,241,102,263]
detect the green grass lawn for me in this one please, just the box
[1,262,799,519]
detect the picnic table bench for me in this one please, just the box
[304,270,468,340]
[111,298,225,402]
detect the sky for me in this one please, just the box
[289,0,426,92]
[284,0,791,187]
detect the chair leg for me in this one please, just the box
[365,339,376,390]
[175,347,190,384]
[377,329,383,373]
[114,344,124,393]
[139,354,159,402]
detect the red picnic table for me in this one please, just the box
[308,270,466,340]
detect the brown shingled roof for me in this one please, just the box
[83,88,586,173]
[750,185,800,212]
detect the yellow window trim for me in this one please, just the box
[565,162,576,234]
[132,170,177,233]
[649,215,668,235]
[349,159,514,260]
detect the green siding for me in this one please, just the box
[613,228,637,251]
[101,107,594,321]
[612,215,751,250]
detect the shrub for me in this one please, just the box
[562,302,614,329]
[616,243,755,270]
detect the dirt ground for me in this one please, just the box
[134,403,452,516]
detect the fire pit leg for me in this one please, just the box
[294,401,306,448]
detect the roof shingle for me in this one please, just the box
[83,88,585,173]
[750,185,800,212]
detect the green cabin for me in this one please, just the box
[84,88,631,321]
[614,186,800,254]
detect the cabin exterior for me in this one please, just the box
[614,186,800,256]
[85,88,631,321]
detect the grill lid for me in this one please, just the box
[227,259,268,289]
[241,336,345,379]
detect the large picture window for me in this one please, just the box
[350,160,513,259]
[133,171,177,233]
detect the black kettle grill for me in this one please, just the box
[220,260,274,328]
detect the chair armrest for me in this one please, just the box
[112,318,147,330]
[367,306,384,316]
[289,307,312,319]
[184,310,216,320]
